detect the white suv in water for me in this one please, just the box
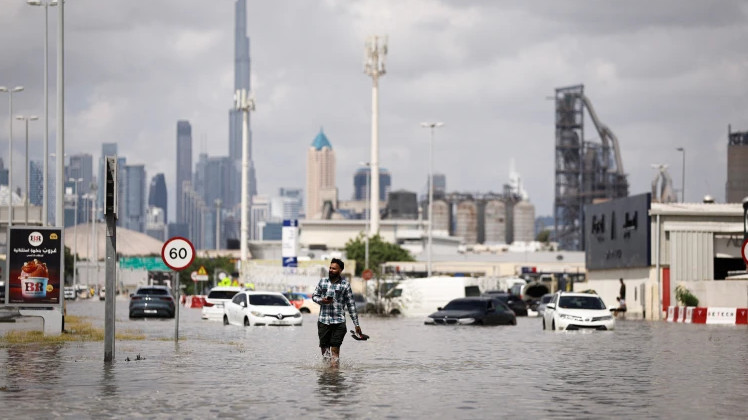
[543,291,615,331]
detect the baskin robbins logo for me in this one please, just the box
[28,231,43,247]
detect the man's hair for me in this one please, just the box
[330,258,344,270]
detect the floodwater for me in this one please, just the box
[1,299,746,419]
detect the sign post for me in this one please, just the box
[104,156,118,362]
[161,237,195,342]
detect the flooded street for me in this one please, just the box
[1,299,746,419]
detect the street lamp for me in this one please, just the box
[26,0,58,226]
[69,177,82,287]
[358,161,371,270]
[16,115,39,224]
[0,86,24,226]
[421,122,443,278]
[676,147,685,203]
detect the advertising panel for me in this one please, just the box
[5,227,64,306]
[585,193,651,270]
[281,219,299,267]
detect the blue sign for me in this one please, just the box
[282,257,298,267]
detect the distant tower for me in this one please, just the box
[354,166,391,201]
[306,129,337,219]
[228,0,256,207]
[124,164,147,232]
[176,120,192,224]
[726,126,748,203]
[148,173,168,223]
[364,35,387,234]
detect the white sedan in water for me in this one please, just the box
[223,291,303,327]
[201,286,242,321]
[543,291,615,331]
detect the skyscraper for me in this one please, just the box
[124,164,147,232]
[29,160,42,206]
[726,126,748,203]
[354,166,391,201]
[0,158,8,186]
[194,154,234,210]
[176,120,192,223]
[148,173,167,223]
[228,0,257,204]
[306,129,337,219]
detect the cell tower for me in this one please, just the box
[364,35,387,235]
[554,84,629,250]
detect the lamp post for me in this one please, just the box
[364,35,387,236]
[234,89,255,284]
[69,177,82,287]
[421,122,443,278]
[54,0,65,229]
[676,147,685,203]
[0,86,24,226]
[26,0,57,226]
[17,115,39,224]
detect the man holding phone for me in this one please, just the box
[312,258,364,368]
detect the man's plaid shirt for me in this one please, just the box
[312,277,360,326]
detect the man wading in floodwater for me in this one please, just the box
[312,258,364,368]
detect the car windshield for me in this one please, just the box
[353,293,365,302]
[541,295,553,304]
[558,295,606,310]
[283,293,303,300]
[136,288,169,296]
[249,294,290,306]
[208,290,239,300]
[443,300,486,311]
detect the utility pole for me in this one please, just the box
[364,35,387,236]
[235,89,255,284]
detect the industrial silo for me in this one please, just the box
[455,200,478,244]
[512,200,535,242]
[483,199,506,244]
[431,199,451,234]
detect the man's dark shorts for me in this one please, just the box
[318,321,347,347]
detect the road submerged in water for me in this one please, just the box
[0,299,746,419]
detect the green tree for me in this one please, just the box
[344,233,414,277]
[64,246,74,283]
[536,229,551,243]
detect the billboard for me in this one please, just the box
[5,227,64,306]
[585,193,651,270]
[281,219,299,267]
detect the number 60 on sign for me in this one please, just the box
[161,237,196,271]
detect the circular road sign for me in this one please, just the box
[362,269,374,281]
[161,237,196,271]
[742,238,748,266]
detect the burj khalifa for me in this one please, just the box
[228,0,256,208]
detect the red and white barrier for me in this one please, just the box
[666,306,748,325]
[183,295,206,309]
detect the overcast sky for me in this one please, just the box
[1,0,746,221]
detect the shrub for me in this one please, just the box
[675,284,699,307]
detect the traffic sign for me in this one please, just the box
[362,269,373,281]
[161,237,196,271]
[741,239,748,266]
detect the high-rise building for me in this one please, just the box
[145,206,167,242]
[29,160,43,206]
[97,143,117,220]
[306,129,337,219]
[194,154,234,211]
[124,164,147,233]
[726,127,748,203]
[67,153,94,223]
[176,120,192,224]
[228,0,257,208]
[0,158,8,186]
[280,187,303,217]
[354,166,391,201]
[426,172,446,199]
[148,173,167,223]
[250,194,270,240]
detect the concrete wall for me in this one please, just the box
[676,280,748,308]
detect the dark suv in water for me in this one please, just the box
[129,286,175,318]
[482,291,528,316]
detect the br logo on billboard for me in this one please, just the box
[28,231,43,247]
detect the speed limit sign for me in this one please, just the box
[161,237,196,271]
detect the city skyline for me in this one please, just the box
[0,1,746,221]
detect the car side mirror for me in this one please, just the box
[129,294,134,298]
[547,303,555,309]
[437,307,443,311]
[241,301,247,308]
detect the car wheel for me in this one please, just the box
[511,317,517,326]
[244,317,250,327]
[390,309,401,316]
[223,315,229,326]
[552,320,556,331]
[542,318,546,330]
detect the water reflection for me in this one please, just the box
[317,367,346,404]
[5,343,63,391]
[100,363,117,398]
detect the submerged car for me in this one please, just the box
[425,297,517,326]
[536,293,554,316]
[202,286,242,321]
[482,291,528,316]
[542,291,615,331]
[223,291,302,327]
[129,286,175,319]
